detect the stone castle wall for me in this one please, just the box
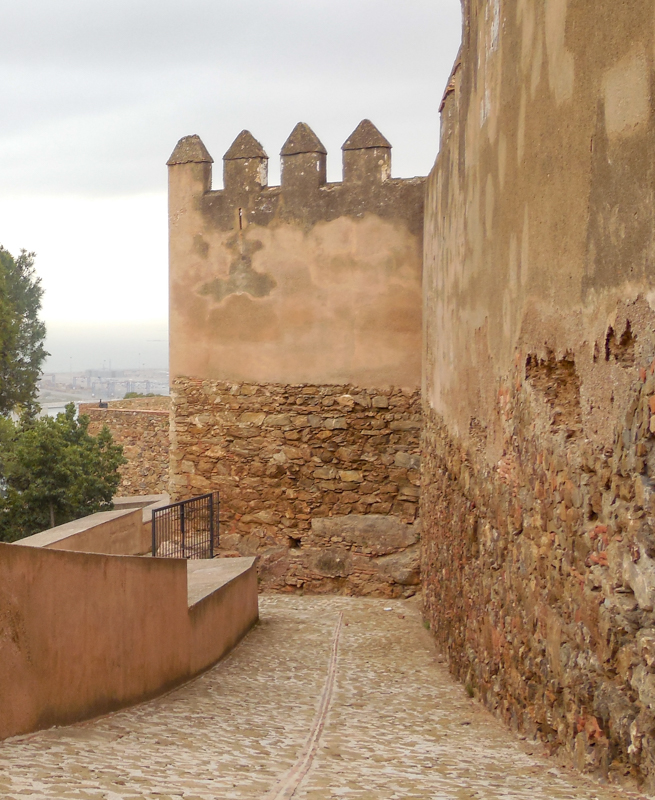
[423,0,655,790]
[81,398,170,496]
[422,364,655,784]
[171,378,420,595]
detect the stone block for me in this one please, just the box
[311,514,418,555]
[264,414,292,427]
[632,665,655,709]
[309,546,352,578]
[374,544,420,584]
[390,420,421,431]
[324,417,348,430]
[239,412,266,425]
[394,451,421,469]
[338,470,363,483]
[314,466,337,480]
[623,548,655,610]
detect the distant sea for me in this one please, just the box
[42,321,169,373]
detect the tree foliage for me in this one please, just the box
[0,247,47,416]
[0,404,126,541]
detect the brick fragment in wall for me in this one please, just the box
[421,365,655,789]
[79,398,170,495]
[170,378,421,596]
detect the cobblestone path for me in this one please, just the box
[0,596,646,800]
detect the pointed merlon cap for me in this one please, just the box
[223,130,267,161]
[342,119,391,151]
[280,123,327,156]
[167,134,213,166]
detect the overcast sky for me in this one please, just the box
[0,0,461,332]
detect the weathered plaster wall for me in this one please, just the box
[81,398,170,495]
[423,0,655,789]
[168,122,425,594]
[168,122,424,388]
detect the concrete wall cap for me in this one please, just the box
[167,134,213,166]
[223,130,268,161]
[280,122,327,156]
[342,119,391,151]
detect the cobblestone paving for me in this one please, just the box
[0,596,647,800]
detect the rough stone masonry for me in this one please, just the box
[81,397,170,495]
[167,120,424,594]
[424,0,655,792]
[171,379,421,594]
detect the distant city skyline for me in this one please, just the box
[0,0,462,328]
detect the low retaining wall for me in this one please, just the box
[20,508,149,555]
[20,495,170,557]
[113,494,171,554]
[0,507,258,740]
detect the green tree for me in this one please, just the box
[0,404,126,541]
[0,247,47,416]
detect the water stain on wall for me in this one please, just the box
[199,234,276,303]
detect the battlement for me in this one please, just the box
[167,120,424,234]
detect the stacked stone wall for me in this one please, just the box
[171,377,421,596]
[422,358,655,789]
[81,398,170,496]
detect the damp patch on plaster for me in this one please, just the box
[603,47,650,138]
[199,233,276,303]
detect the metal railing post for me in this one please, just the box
[152,510,157,556]
[209,493,214,558]
[180,502,186,558]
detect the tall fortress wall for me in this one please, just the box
[167,121,424,595]
[423,0,655,788]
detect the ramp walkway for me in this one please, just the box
[0,596,644,800]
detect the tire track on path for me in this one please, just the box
[263,611,343,800]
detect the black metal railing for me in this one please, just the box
[152,492,219,559]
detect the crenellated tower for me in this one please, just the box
[167,118,426,594]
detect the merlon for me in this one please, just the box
[224,131,267,161]
[167,135,213,166]
[342,120,391,151]
[280,123,327,156]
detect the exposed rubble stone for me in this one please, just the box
[422,359,655,792]
[170,378,421,596]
